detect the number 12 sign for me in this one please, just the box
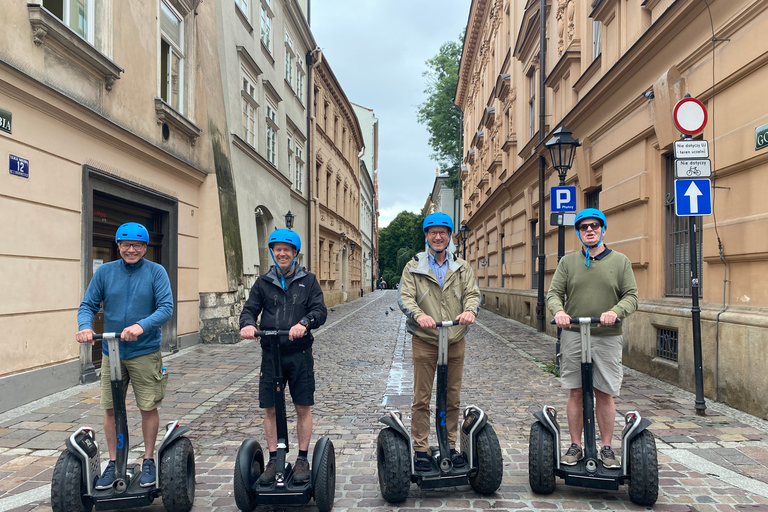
[9,155,29,179]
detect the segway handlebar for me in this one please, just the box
[436,320,460,328]
[92,333,122,340]
[550,317,621,325]
[253,330,306,337]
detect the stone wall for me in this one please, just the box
[199,289,243,344]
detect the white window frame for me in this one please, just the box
[43,0,95,44]
[296,63,305,103]
[160,0,185,113]
[528,72,536,138]
[242,68,259,148]
[265,98,278,166]
[235,0,248,17]
[285,32,295,88]
[592,20,602,61]
[295,144,304,192]
[260,1,272,53]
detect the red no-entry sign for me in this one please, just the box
[673,97,708,136]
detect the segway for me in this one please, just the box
[234,330,336,512]
[51,333,195,512]
[528,317,658,506]
[376,320,503,503]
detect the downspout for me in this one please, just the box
[536,0,548,332]
[307,47,323,272]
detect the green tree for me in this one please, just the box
[417,34,464,190]
[378,211,426,283]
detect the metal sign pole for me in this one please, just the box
[689,216,706,415]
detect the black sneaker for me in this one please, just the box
[414,451,431,472]
[450,449,466,468]
[258,459,276,484]
[293,458,310,483]
[95,460,116,490]
[140,459,156,487]
[562,443,584,466]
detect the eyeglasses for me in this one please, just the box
[427,230,450,238]
[577,222,602,232]
[118,242,147,250]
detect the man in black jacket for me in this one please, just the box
[239,229,327,484]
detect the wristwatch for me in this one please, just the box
[299,318,310,330]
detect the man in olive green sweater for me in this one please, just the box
[546,208,638,469]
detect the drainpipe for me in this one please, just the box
[536,0,548,332]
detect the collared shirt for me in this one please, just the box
[428,250,450,289]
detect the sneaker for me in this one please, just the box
[95,460,116,490]
[258,459,277,485]
[293,458,310,484]
[140,459,156,487]
[562,444,584,466]
[450,449,466,468]
[600,445,621,468]
[414,451,431,472]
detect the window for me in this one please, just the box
[501,234,506,288]
[160,0,184,112]
[296,65,304,102]
[295,145,304,192]
[236,0,248,17]
[664,154,702,296]
[285,32,294,88]
[592,20,602,61]
[241,69,259,147]
[265,99,278,165]
[585,186,601,209]
[528,72,536,139]
[43,0,94,43]
[531,219,538,289]
[260,2,271,52]
[656,328,678,362]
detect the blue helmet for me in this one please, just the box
[115,223,149,243]
[423,212,454,234]
[574,208,607,230]
[268,229,301,253]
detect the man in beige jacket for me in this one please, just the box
[398,212,480,472]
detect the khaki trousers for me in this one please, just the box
[411,335,466,452]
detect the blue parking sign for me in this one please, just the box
[675,179,712,216]
[551,186,577,212]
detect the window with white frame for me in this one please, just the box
[528,72,536,138]
[265,99,278,166]
[43,0,94,43]
[592,20,602,61]
[296,64,304,102]
[160,0,184,112]
[260,2,272,53]
[287,130,293,167]
[285,32,294,88]
[236,0,248,17]
[241,68,259,147]
[295,144,304,192]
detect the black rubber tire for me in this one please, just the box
[469,422,503,495]
[159,437,196,512]
[528,421,556,495]
[50,450,92,512]
[313,440,336,512]
[376,428,411,503]
[233,443,261,511]
[627,430,659,506]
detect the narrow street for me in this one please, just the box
[2,290,768,511]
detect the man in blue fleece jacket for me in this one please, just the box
[76,222,174,490]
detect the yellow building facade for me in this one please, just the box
[457,0,768,416]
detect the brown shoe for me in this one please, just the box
[258,459,276,484]
[293,458,310,484]
[562,443,583,466]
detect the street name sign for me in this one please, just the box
[757,122,768,151]
[675,159,712,179]
[550,186,577,212]
[674,140,709,159]
[675,179,712,216]
[0,108,11,134]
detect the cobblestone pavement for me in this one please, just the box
[2,290,768,511]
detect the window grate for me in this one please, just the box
[656,328,678,362]
[531,220,538,289]
[585,186,601,209]
[665,154,702,297]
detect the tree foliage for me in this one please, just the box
[378,211,425,286]
[417,34,464,191]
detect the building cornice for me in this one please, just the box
[456,0,491,107]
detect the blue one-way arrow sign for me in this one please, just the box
[675,179,712,216]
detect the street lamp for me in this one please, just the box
[458,223,471,260]
[284,210,295,229]
[349,241,356,259]
[545,125,580,372]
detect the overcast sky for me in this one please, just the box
[310,1,469,227]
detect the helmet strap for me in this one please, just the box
[577,231,605,267]
[269,248,297,290]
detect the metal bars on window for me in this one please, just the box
[665,154,702,297]
[585,186,601,209]
[656,328,678,362]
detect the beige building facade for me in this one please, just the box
[309,54,364,306]
[0,0,237,412]
[457,0,768,417]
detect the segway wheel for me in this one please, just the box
[528,421,556,495]
[376,428,410,503]
[313,440,336,512]
[469,422,503,495]
[50,450,92,512]
[233,440,262,512]
[159,436,195,512]
[627,429,659,506]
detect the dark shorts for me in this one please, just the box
[259,347,315,408]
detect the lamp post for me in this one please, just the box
[545,125,581,371]
[459,222,471,260]
[284,210,295,229]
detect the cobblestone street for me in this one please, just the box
[2,290,768,511]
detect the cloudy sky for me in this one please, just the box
[310,1,469,227]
